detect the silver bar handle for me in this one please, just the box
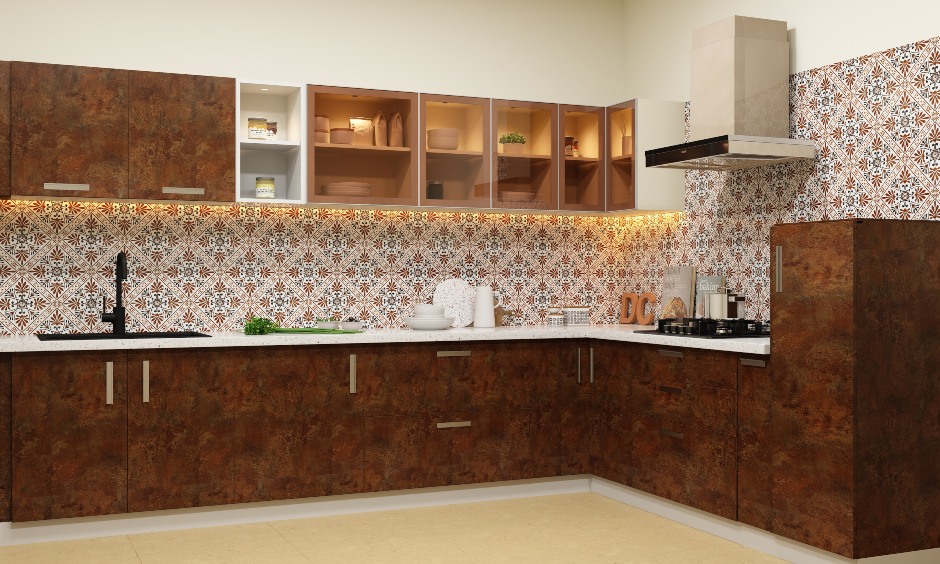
[349,354,357,394]
[577,348,581,383]
[775,245,783,293]
[437,421,471,429]
[657,349,683,358]
[44,182,90,192]
[740,358,767,368]
[142,360,150,403]
[105,361,114,405]
[659,429,684,439]
[162,186,205,195]
[589,347,594,383]
[437,350,471,357]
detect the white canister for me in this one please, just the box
[473,286,500,328]
[706,291,729,319]
[255,177,276,199]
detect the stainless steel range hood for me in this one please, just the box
[646,16,815,171]
[646,134,816,171]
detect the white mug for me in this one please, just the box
[473,286,501,328]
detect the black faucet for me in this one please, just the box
[101,251,128,336]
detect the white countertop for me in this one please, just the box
[0,325,770,355]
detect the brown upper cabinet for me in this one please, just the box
[492,99,557,211]
[11,62,129,199]
[420,94,490,208]
[308,85,418,206]
[606,99,685,213]
[559,105,605,211]
[0,61,10,198]
[128,71,235,202]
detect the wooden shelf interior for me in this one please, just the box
[422,97,489,205]
[562,109,602,208]
[239,83,303,143]
[312,91,415,201]
[496,106,553,156]
[425,100,484,152]
[239,148,303,201]
[608,106,636,208]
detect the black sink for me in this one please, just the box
[35,331,211,341]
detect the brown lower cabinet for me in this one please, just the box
[0,354,11,521]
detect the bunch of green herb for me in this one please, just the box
[244,316,280,335]
[498,132,526,144]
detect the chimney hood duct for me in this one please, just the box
[646,16,815,171]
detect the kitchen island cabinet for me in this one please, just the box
[11,62,129,199]
[129,71,236,202]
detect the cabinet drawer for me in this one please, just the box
[632,380,736,436]
[629,416,736,520]
[636,345,736,390]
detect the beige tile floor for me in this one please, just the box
[0,493,787,563]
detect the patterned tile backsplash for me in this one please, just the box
[2,35,940,335]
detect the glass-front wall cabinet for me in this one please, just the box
[420,94,490,207]
[492,100,557,210]
[560,105,604,211]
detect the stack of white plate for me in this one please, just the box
[499,189,537,202]
[404,303,454,330]
[322,181,372,197]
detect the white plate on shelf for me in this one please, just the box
[322,182,372,196]
[432,278,475,328]
[499,190,536,201]
[404,316,455,330]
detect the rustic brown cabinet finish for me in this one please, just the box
[737,356,773,531]
[589,340,633,485]
[199,347,329,507]
[126,350,202,512]
[772,219,940,558]
[11,62,129,198]
[0,61,10,197]
[11,352,128,521]
[534,340,590,477]
[128,71,235,202]
[0,354,10,521]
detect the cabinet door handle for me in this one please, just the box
[740,358,766,368]
[142,360,150,403]
[658,429,684,439]
[577,348,581,383]
[437,421,472,429]
[349,354,357,394]
[44,182,90,192]
[589,347,594,383]
[658,384,683,395]
[437,350,471,357]
[775,245,783,293]
[105,361,114,405]
[657,349,683,358]
[162,186,205,196]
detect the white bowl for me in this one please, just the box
[340,321,364,331]
[404,316,454,330]
[428,136,458,150]
[317,321,339,329]
[428,128,458,137]
[414,304,445,317]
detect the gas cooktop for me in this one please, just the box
[637,318,770,339]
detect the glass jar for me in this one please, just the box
[255,177,276,199]
[265,121,277,140]
[248,117,268,140]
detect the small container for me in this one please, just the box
[341,321,364,331]
[248,117,268,140]
[426,180,444,200]
[349,117,374,145]
[255,177,276,199]
[265,121,277,140]
[317,320,339,329]
[314,114,330,131]
[330,128,354,144]
[562,306,590,326]
[564,136,575,156]
[315,130,329,143]
[547,313,565,327]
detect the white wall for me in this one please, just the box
[623,0,940,102]
[0,0,624,106]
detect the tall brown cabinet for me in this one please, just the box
[770,219,940,558]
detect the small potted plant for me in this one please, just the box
[498,132,526,155]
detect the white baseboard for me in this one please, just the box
[3,475,938,564]
[589,477,940,564]
[0,476,591,546]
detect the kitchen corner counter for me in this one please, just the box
[0,325,769,355]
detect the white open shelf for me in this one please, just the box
[236,80,307,203]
